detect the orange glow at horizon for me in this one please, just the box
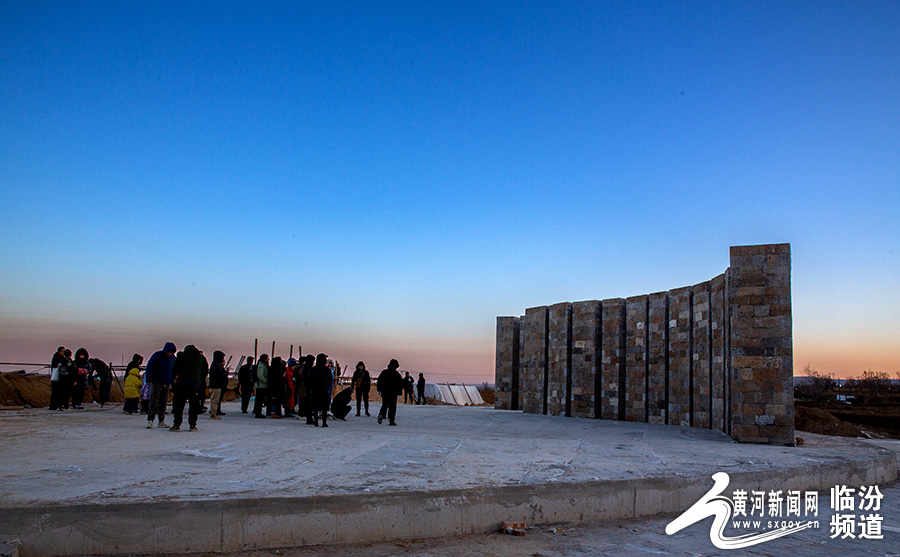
[793,338,900,379]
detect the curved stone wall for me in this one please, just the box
[495,243,793,445]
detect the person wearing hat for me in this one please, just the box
[207,350,228,420]
[376,359,403,426]
[146,342,177,429]
[330,384,353,421]
[307,353,334,427]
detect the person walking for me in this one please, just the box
[169,345,209,432]
[145,342,177,429]
[70,348,93,409]
[123,354,143,415]
[49,346,66,411]
[307,354,334,427]
[237,356,254,413]
[376,359,403,426]
[252,354,270,419]
[351,361,371,417]
[207,350,227,420]
[417,373,427,405]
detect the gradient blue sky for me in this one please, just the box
[1,1,898,381]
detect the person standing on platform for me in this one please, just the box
[169,345,209,432]
[145,342,177,429]
[403,371,415,404]
[352,361,371,417]
[70,348,93,409]
[207,350,227,420]
[237,356,254,413]
[417,373,426,405]
[123,354,143,414]
[376,359,403,426]
[252,354,269,419]
[49,346,66,411]
[300,355,314,423]
[307,354,333,427]
[267,356,285,419]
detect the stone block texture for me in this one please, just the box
[625,296,648,422]
[494,316,520,410]
[710,274,727,433]
[600,299,626,421]
[547,303,572,417]
[495,244,794,446]
[668,287,692,427]
[522,306,549,415]
[647,292,668,424]
[728,244,794,445]
[692,282,711,430]
[571,300,601,418]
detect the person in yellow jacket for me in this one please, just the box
[123,354,143,415]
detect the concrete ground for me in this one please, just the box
[186,478,900,557]
[1,401,897,556]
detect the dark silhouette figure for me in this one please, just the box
[376,359,403,426]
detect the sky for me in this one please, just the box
[1,1,898,381]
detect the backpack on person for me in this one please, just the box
[252,364,259,383]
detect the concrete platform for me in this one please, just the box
[0,401,897,556]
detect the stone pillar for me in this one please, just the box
[522,306,549,415]
[710,274,727,433]
[517,316,525,410]
[547,302,572,417]
[625,295,648,422]
[668,287,692,427]
[691,282,711,429]
[571,300,601,418]
[600,299,626,421]
[729,244,794,445]
[494,317,521,410]
[647,292,668,424]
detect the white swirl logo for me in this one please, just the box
[666,472,814,549]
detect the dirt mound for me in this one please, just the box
[794,405,864,438]
[479,389,495,405]
[0,372,126,408]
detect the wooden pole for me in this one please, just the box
[290,345,293,359]
[254,339,258,360]
[271,341,276,358]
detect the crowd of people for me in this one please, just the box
[48,346,114,410]
[55,343,428,432]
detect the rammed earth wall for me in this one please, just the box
[494,244,794,445]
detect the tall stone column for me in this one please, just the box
[729,244,794,445]
[547,303,572,417]
[647,292,668,424]
[710,274,728,433]
[571,300,601,418]
[692,282,711,429]
[522,306,549,415]
[494,317,521,410]
[668,287,692,427]
[625,295,648,422]
[600,299,626,421]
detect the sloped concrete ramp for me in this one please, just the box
[0,402,896,556]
